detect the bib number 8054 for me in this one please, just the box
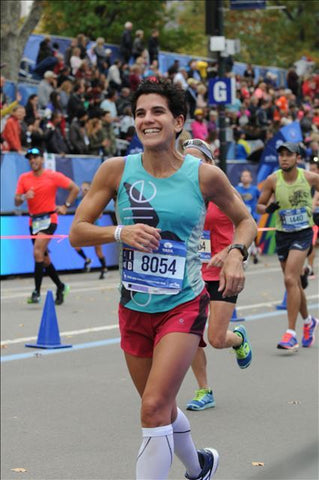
[141,256,177,275]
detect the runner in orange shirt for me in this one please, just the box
[15,147,79,304]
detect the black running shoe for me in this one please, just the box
[27,290,41,304]
[185,448,219,479]
[99,268,108,279]
[55,284,70,305]
[300,267,309,289]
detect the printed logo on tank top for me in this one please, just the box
[121,180,186,296]
[288,189,310,208]
[123,180,159,225]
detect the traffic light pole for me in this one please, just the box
[205,0,227,173]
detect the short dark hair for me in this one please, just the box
[131,78,187,121]
[240,168,252,178]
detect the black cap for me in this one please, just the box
[25,147,43,159]
[277,142,300,154]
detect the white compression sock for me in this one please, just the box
[172,408,201,478]
[287,329,296,336]
[303,315,312,324]
[136,425,174,480]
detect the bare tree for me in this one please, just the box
[1,0,43,83]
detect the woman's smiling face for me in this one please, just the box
[134,93,183,149]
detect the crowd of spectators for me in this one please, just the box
[1,24,318,165]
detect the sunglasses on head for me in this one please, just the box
[183,139,205,148]
[183,139,213,162]
[27,148,41,154]
[26,148,41,158]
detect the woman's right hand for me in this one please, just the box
[120,223,161,253]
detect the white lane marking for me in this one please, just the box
[2,295,318,346]
[0,283,119,300]
[1,324,119,345]
[237,294,318,311]
[0,265,284,297]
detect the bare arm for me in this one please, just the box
[256,175,276,215]
[56,180,80,215]
[14,188,34,207]
[313,191,319,210]
[200,164,257,248]
[304,170,319,192]
[200,164,257,297]
[69,157,161,251]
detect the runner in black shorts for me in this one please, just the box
[275,228,313,262]
[258,142,319,351]
[15,148,79,305]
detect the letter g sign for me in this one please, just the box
[213,81,227,102]
[208,78,234,105]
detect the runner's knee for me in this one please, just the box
[33,246,45,262]
[141,393,172,427]
[284,273,300,289]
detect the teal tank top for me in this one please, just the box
[116,153,206,312]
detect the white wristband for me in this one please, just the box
[21,194,26,201]
[114,225,123,242]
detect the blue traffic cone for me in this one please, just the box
[25,290,72,349]
[230,308,245,322]
[276,291,287,310]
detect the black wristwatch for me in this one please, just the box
[64,201,71,208]
[228,244,249,261]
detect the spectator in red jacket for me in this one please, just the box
[2,105,26,152]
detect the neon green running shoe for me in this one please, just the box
[186,389,215,411]
[233,325,252,369]
[27,290,41,304]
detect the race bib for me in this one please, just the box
[31,214,51,234]
[122,239,186,295]
[199,230,211,263]
[279,207,309,232]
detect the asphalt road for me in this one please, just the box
[1,254,318,480]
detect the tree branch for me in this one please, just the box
[273,0,294,21]
[105,9,121,29]
[19,0,44,44]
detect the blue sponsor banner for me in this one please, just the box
[257,132,284,183]
[0,214,118,276]
[230,0,266,10]
[280,121,303,143]
[0,153,115,213]
[259,132,285,167]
